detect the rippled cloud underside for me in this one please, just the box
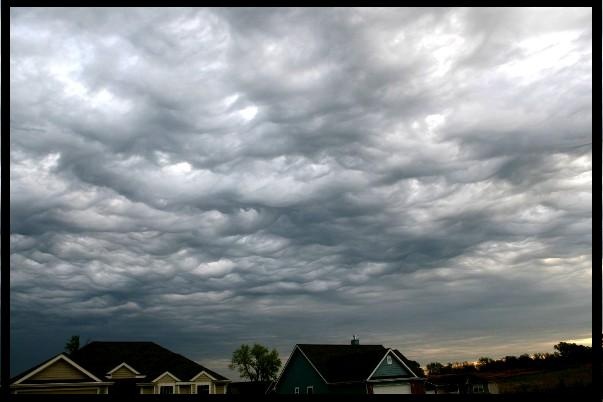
[10,7,592,376]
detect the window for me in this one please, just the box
[159,386,173,394]
[386,355,392,365]
[306,386,314,394]
[294,387,300,394]
[472,384,485,393]
[197,384,210,394]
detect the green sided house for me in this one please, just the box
[10,341,230,395]
[273,338,425,394]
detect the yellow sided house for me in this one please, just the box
[10,341,230,395]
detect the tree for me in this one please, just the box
[426,362,444,375]
[553,342,591,362]
[518,353,532,368]
[229,344,281,382]
[64,335,80,355]
[476,357,494,371]
[503,355,518,369]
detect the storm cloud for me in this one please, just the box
[10,7,591,377]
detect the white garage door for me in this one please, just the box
[373,383,411,394]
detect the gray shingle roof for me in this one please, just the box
[297,344,392,383]
[70,341,229,382]
[11,341,229,384]
[295,344,420,383]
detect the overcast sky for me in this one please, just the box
[10,7,592,379]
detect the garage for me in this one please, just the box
[372,383,411,394]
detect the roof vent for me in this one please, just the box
[351,335,359,346]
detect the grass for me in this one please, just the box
[492,363,592,393]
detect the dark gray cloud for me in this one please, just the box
[10,7,591,377]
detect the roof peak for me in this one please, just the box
[87,341,157,344]
[297,343,386,348]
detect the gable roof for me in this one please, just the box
[391,349,420,377]
[10,353,104,385]
[296,344,392,383]
[107,362,142,376]
[67,342,228,382]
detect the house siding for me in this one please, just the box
[193,373,213,382]
[371,353,411,378]
[139,386,154,394]
[154,373,177,383]
[215,384,226,394]
[179,384,191,394]
[275,349,328,394]
[487,383,499,394]
[111,366,138,379]
[29,360,89,381]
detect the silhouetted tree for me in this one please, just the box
[476,357,494,371]
[457,361,477,373]
[229,344,281,382]
[553,342,591,362]
[503,355,518,369]
[518,353,532,368]
[64,335,80,355]
[426,362,444,375]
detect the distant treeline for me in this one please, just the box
[426,341,592,375]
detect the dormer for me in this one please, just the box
[106,362,146,379]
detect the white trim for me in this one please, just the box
[366,349,419,381]
[152,371,181,383]
[13,354,103,384]
[14,386,103,395]
[306,385,314,394]
[190,370,217,381]
[389,349,420,377]
[106,362,141,375]
[294,387,300,394]
[11,382,114,388]
[294,346,330,384]
[367,378,414,383]
[366,351,390,381]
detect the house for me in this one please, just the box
[426,373,499,394]
[273,337,425,394]
[10,341,230,395]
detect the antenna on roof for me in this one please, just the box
[351,335,359,345]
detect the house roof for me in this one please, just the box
[391,349,420,377]
[296,344,416,383]
[11,341,229,384]
[71,341,229,382]
[10,353,76,384]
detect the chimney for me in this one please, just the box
[351,335,359,345]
